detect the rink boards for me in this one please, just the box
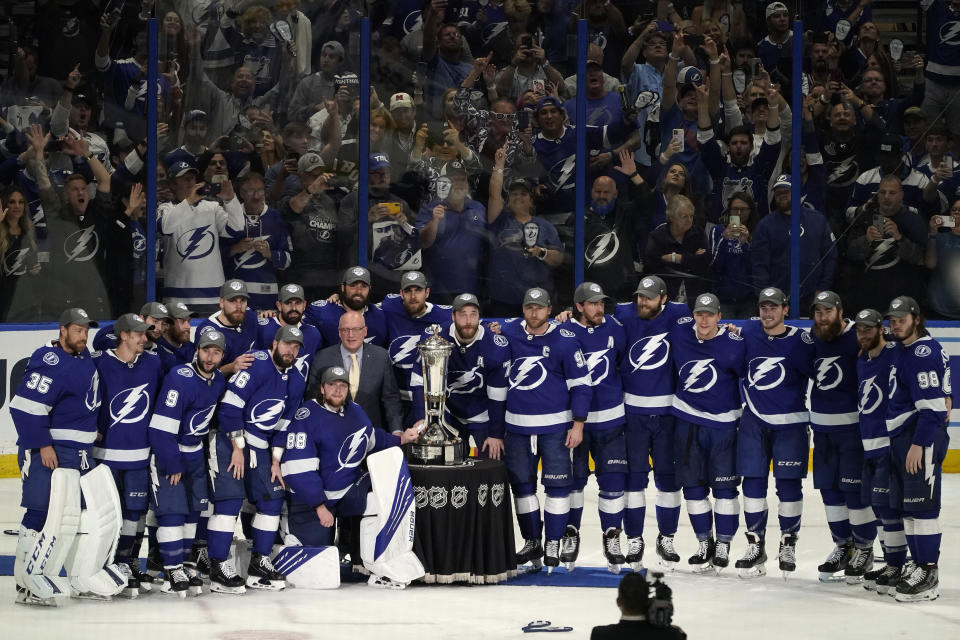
[1,321,959,476]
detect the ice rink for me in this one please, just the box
[0,475,956,640]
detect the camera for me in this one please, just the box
[646,572,674,629]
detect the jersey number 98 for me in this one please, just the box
[286,432,308,450]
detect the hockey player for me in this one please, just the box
[853,308,907,592]
[91,313,164,596]
[196,279,260,376]
[92,302,172,353]
[148,330,227,597]
[207,324,308,594]
[614,276,689,571]
[410,293,510,459]
[281,366,423,588]
[809,291,877,581]
[11,308,126,605]
[670,293,746,573]
[733,288,815,579]
[155,301,197,374]
[304,266,389,347]
[561,282,629,573]
[884,296,950,602]
[382,271,451,418]
[502,287,591,573]
[257,283,323,369]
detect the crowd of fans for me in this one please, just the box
[2,0,960,322]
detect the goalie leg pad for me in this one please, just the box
[23,468,81,600]
[272,546,341,589]
[64,465,126,597]
[359,448,424,585]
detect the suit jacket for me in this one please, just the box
[309,343,403,433]
[591,620,686,640]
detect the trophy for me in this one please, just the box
[406,325,464,465]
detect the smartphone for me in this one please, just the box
[672,128,685,151]
[750,57,763,78]
[729,215,740,227]
[517,110,530,130]
[829,68,842,83]
[873,214,887,236]
[382,202,403,215]
[287,151,301,161]
[683,34,705,49]
[532,78,545,94]
[521,35,533,49]
[941,216,956,228]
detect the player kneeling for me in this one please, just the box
[280,367,424,589]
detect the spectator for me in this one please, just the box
[50,65,111,171]
[383,91,421,173]
[709,191,756,318]
[751,175,837,309]
[0,186,42,322]
[903,106,930,166]
[563,60,633,147]
[496,32,566,103]
[565,43,621,98]
[289,40,345,123]
[755,2,793,85]
[621,27,668,170]
[486,147,563,317]
[921,1,960,137]
[108,182,148,315]
[925,199,960,318]
[652,154,695,236]
[916,121,955,180]
[370,107,396,155]
[265,121,313,204]
[691,1,748,39]
[1,46,61,109]
[839,21,881,83]
[408,124,482,204]
[165,110,210,169]
[577,0,627,80]
[643,194,710,303]
[422,15,476,119]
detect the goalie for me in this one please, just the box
[9,308,126,606]
[279,366,424,589]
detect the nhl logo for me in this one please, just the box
[699,296,712,306]
[477,483,489,507]
[290,327,302,337]
[332,367,345,376]
[43,352,60,366]
[491,483,504,507]
[428,486,448,509]
[892,300,902,308]
[528,290,541,299]
[78,309,89,318]
[642,278,654,288]
[817,292,828,300]
[175,303,187,311]
[406,272,419,281]
[763,288,775,297]
[352,267,365,276]
[230,281,242,290]
[414,486,428,509]
[157,304,168,314]
[451,485,468,509]
[285,285,298,294]
[207,331,222,341]
[857,310,869,319]
[590,284,601,293]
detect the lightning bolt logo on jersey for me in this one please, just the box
[740,321,815,427]
[809,320,860,430]
[176,225,216,261]
[564,317,626,430]
[64,226,100,263]
[815,356,844,390]
[338,428,371,470]
[92,350,163,469]
[680,359,718,393]
[108,383,152,427]
[670,324,746,429]
[885,336,949,445]
[629,332,670,372]
[585,232,620,267]
[748,357,786,390]
[508,356,548,390]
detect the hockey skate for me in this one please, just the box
[626,536,645,572]
[817,542,852,582]
[560,525,580,571]
[15,585,60,607]
[603,528,626,574]
[844,547,874,585]
[368,574,408,590]
[115,562,140,599]
[209,558,246,595]
[735,532,767,579]
[864,564,901,594]
[160,566,190,599]
[183,564,204,596]
[246,552,286,590]
[544,539,561,574]
[713,540,731,573]
[515,539,543,572]
[688,537,716,574]
[126,560,156,594]
[778,534,798,579]
[189,545,211,578]
[656,534,680,570]
[894,563,939,602]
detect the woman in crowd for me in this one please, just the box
[709,191,756,318]
[925,199,960,319]
[0,187,41,322]
[644,194,711,302]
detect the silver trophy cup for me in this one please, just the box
[406,325,464,465]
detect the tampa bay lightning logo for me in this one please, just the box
[187,404,216,436]
[678,358,717,393]
[85,370,101,411]
[402,9,423,35]
[814,356,844,390]
[390,334,421,366]
[338,428,371,470]
[583,350,611,384]
[4,248,31,275]
[64,227,100,263]
[447,367,485,395]
[108,384,152,426]
[628,333,669,372]
[236,234,269,269]
[132,227,146,255]
[585,232,619,266]
[747,357,786,391]
[175,225,216,261]
[508,356,547,390]
[940,21,960,46]
[43,352,60,366]
[858,375,883,414]
[249,398,286,429]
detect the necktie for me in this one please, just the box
[349,352,360,398]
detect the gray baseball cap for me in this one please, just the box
[574,281,608,304]
[321,366,350,384]
[197,330,226,351]
[810,290,842,311]
[885,296,920,318]
[275,324,305,345]
[279,283,306,303]
[220,279,248,300]
[139,301,172,320]
[522,287,551,307]
[634,276,667,299]
[854,308,883,327]
[452,293,481,312]
[59,307,98,328]
[167,301,195,319]
[343,266,371,285]
[401,270,428,290]
[297,151,325,174]
[115,313,153,333]
[693,293,721,314]
[758,287,787,306]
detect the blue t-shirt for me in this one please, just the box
[486,213,562,305]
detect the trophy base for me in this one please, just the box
[406,439,465,466]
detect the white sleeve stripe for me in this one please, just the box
[222,390,245,408]
[9,396,53,416]
[915,398,947,412]
[280,458,319,475]
[487,386,507,401]
[148,414,181,434]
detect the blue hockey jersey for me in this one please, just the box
[615,301,692,416]
[304,299,388,348]
[91,350,164,469]
[196,308,260,365]
[924,0,960,86]
[382,295,452,400]
[218,350,308,451]
[886,336,951,447]
[857,341,899,458]
[10,342,101,450]
[410,324,510,438]
[281,400,401,508]
[500,320,592,435]
[810,320,860,432]
[221,205,293,311]
[256,317,323,370]
[148,363,227,476]
[670,324,746,429]
[740,321,816,429]
[155,336,196,374]
[563,316,626,431]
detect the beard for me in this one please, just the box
[343,292,368,311]
[281,309,302,325]
[272,348,296,369]
[813,315,844,342]
[456,322,478,341]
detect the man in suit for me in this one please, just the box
[308,310,403,434]
[590,572,687,640]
